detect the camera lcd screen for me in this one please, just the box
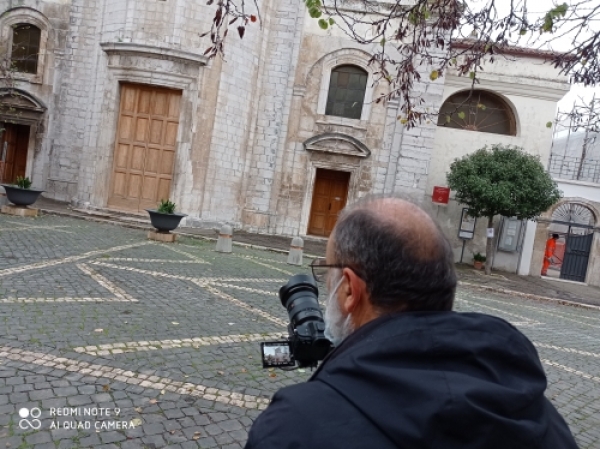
[261,341,295,368]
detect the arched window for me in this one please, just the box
[11,24,41,74]
[325,65,368,120]
[437,90,516,136]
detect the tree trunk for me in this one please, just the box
[485,215,494,275]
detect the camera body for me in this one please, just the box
[261,274,332,368]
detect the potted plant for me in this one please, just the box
[146,199,187,232]
[2,176,44,207]
[473,252,486,270]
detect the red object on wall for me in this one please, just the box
[432,186,450,205]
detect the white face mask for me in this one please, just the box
[324,271,355,346]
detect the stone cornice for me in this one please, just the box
[444,74,570,101]
[100,42,208,66]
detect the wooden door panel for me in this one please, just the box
[149,119,163,144]
[112,172,127,197]
[108,84,182,212]
[145,148,160,174]
[121,86,137,112]
[119,116,133,140]
[15,129,28,179]
[131,146,145,171]
[157,178,171,202]
[312,196,330,214]
[138,90,152,114]
[153,92,168,115]
[1,123,29,184]
[114,144,129,169]
[168,95,181,118]
[134,117,149,142]
[161,150,175,175]
[128,174,142,198]
[141,177,157,201]
[308,169,350,237]
[165,122,178,146]
[311,215,325,230]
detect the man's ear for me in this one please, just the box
[340,267,367,314]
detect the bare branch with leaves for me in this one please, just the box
[201,0,599,129]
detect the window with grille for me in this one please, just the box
[325,65,368,120]
[437,90,516,136]
[11,24,41,74]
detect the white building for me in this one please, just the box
[3,0,595,284]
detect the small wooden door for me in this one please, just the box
[108,84,182,213]
[308,169,350,237]
[0,123,29,184]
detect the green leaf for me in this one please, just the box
[328,17,335,25]
[546,121,553,128]
[457,111,466,120]
[318,18,328,29]
[380,38,386,46]
[429,70,439,81]
[469,71,476,80]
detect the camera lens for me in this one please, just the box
[279,274,322,328]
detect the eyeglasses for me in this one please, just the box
[309,258,345,283]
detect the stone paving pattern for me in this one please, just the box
[0,214,599,448]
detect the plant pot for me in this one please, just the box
[473,261,484,270]
[2,185,44,207]
[146,209,187,232]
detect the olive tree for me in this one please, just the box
[447,144,561,275]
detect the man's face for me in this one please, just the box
[324,235,355,345]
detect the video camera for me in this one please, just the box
[261,274,332,369]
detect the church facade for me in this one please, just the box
[4,0,596,284]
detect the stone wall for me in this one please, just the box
[0,0,72,194]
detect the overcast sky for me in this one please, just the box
[468,0,600,109]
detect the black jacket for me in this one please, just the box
[245,312,578,449]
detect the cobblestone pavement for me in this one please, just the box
[0,214,599,449]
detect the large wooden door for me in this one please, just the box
[308,169,350,237]
[0,123,29,184]
[108,84,182,212]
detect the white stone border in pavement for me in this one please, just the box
[77,263,137,302]
[0,297,136,303]
[460,281,600,312]
[90,261,287,326]
[461,290,600,329]
[542,359,600,384]
[0,242,152,278]
[0,346,271,410]
[535,343,600,359]
[103,258,208,264]
[71,332,287,356]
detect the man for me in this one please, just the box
[542,233,560,276]
[245,197,577,449]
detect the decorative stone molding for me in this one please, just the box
[0,88,46,123]
[307,48,376,121]
[0,7,51,85]
[303,133,371,158]
[100,42,209,67]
